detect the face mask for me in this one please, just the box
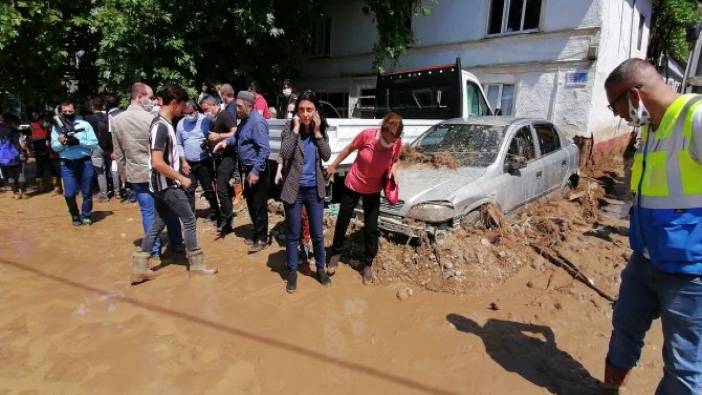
[184,114,198,122]
[151,105,160,113]
[62,113,76,123]
[378,134,394,149]
[142,102,154,112]
[627,96,650,127]
[282,88,292,97]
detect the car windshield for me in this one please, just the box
[412,123,505,167]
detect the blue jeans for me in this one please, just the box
[60,157,93,219]
[284,186,325,272]
[131,183,183,256]
[608,253,702,394]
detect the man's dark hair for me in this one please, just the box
[157,83,189,105]
[249,80,262,94]
[60,100,74,108]
[90,96,105,111]
[103,93,119,109]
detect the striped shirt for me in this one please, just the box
[149,115,180,192]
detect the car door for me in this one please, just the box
[498,125,542,212]
[533,123,568,196]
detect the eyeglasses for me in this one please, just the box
[607,84,643,114]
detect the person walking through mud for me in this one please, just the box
[325,112,403,285]
[278,90,332,293]
[132,84,218,283]
[112,82,184,260]
[50,102,98,225]
[603,58,702,394]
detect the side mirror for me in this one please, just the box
[505,155,527,173]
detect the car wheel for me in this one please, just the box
[560,174,579,198]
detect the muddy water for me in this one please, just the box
[0,192,662,394]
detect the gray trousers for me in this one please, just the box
[141,187,198,253]
[91,146,109,197]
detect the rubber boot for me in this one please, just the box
[131,251,160,283]
[604,361,630,392]
[187,249,217,275]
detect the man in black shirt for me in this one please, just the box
[132,84,217,283]
[201,89,237,235]
[85,96,112,201]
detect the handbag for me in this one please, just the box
[383,172,399,205]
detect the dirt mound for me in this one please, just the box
[331,171,624,300]
[400,145,459,169]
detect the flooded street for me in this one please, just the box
[0,191,662,394]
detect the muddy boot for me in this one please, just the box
[187,249,217,275]
[52,177,62,194]
[603,362,630,393]
[131,251,160,283]
[286,270,297,294]
[327,253,340,275]
[317,268,331,288]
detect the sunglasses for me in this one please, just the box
[608,84,643,114]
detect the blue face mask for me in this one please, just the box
[184,114,198,122]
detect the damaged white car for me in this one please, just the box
[375,117,580,237]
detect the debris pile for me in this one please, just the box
[400,145,459,169]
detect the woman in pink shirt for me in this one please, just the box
[325,112,403,285]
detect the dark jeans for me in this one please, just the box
[60,157,93,219]
[215,155,236,222]
[331,184,380,266]
[243,165,269,243]
[141,187,198,253]
[186,159,219,217]
[35,155,55,179]
[132,182,183,256]
[284,186,325,271]
[1,164,25,192]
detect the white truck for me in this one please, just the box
[266,59,493,190]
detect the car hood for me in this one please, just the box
[396,165,486,204]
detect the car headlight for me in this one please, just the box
[407,202,454,223]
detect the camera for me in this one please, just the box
[52,108,84,146]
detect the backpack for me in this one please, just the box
[0,137,20,167]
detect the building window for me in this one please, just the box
[305,17,331,57]
[488,0,542,35]
[637,14,645,51]
[485,84,515,115]
[317,91,349,118]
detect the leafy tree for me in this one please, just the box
[363,0,435,71]
[648,0,701,65]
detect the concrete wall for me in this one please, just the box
[299,0,651,142]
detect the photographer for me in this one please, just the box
[176,100,219,221]
[50,101,98,225]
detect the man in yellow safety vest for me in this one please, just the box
[604,58,702,394]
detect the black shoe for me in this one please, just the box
[286,271,297,293]
[317,268,331,288]
[71,216,82,226]
[218,218,233,235]
[249,240,267,253]
[243,238,255,246]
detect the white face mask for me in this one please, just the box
[627,96,650,127]
[378,134,394,149]
[282,88,292,97]
[184,114,198,122]
[151,105,160,114]
[142,102,154,112]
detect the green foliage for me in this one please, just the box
[363,0,435,71]
[0,0,431,113]
[649,0,701,64]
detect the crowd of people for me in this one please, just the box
[0,79,402,295]
[3,56,701,392]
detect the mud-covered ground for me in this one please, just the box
[0,157,663,394]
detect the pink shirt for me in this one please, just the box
[253,95,271,119]
[344,128,402,194]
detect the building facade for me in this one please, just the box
[298,0,652,143]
